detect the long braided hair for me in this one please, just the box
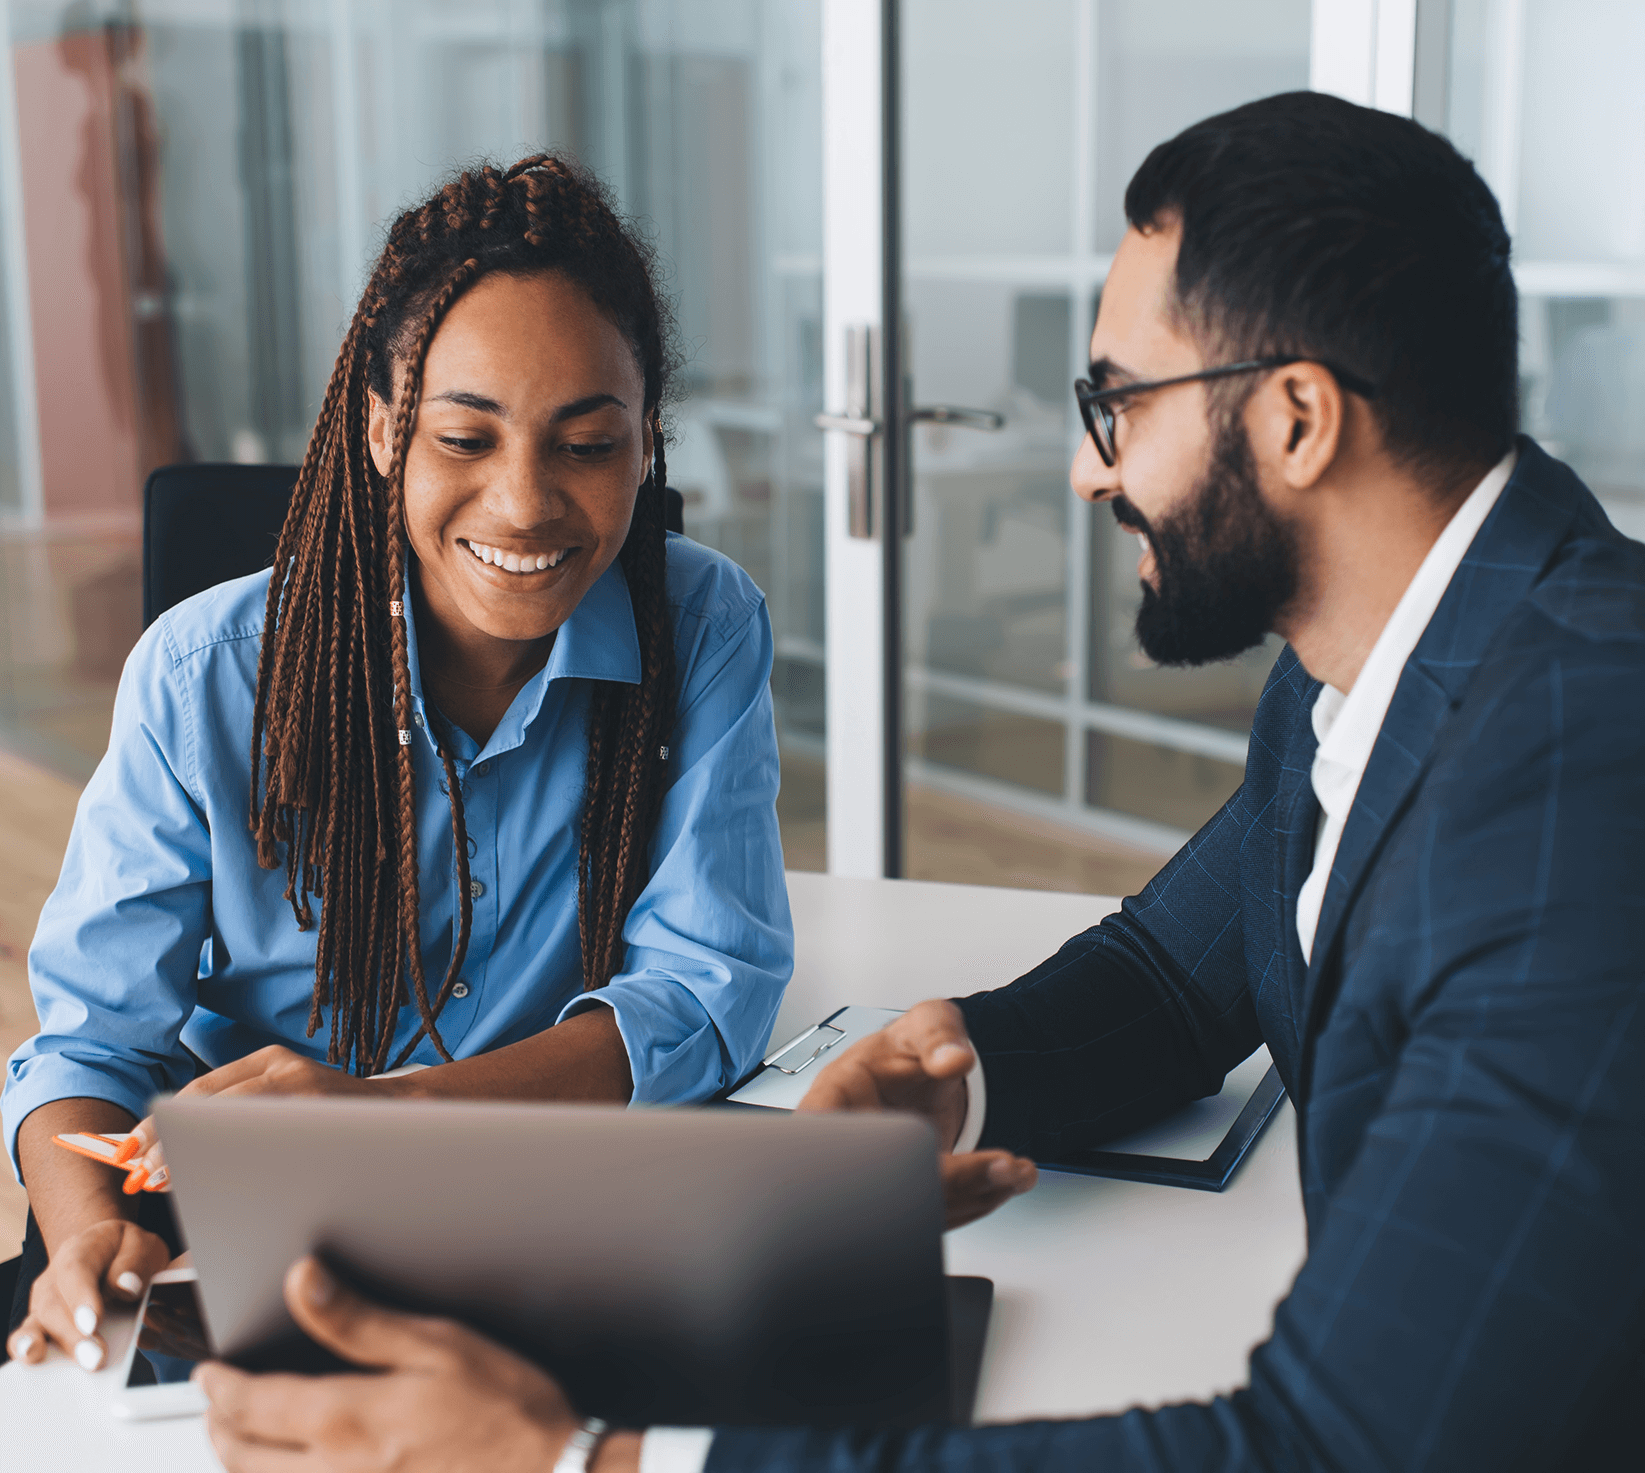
[249,155,678,1076]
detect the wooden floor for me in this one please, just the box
[0,746,1163,1264]
[0,751,83,1258]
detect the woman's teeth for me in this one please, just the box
[464,541,568,574]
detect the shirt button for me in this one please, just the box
[412,711,425,728]
[469,879,485,899]
[451,981,470,999]
[474,760,491,777]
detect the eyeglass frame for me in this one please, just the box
[1074,356,1380,467]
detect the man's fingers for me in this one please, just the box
[196,1362,327,1446]
[281,1256,474,1372]
[897,1001,976,1079]
[794,1044,898,1113]
[940,1151,1038,1231]
[199,1366,317,1470]
[204,1421,305,1473]
[796,1001,975,1114]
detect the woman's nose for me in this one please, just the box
[489,448,568,522]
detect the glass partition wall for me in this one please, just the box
[1,0,1641,896]
[0,0,827,861]
[897,0,1310,888]
[1446,0,1645,549]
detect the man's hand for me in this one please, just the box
[197,1256,609,1473]
[796,1000,1037,1230]
[117,1047,381,1193]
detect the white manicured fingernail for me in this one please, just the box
[74,1304,98,1337]
[75,1338,104,1371]
[117,1272,143,1296]
[12,1332,33,1358]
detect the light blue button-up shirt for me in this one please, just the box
[5,535,793,1174]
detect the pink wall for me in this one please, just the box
[14,33,142,520]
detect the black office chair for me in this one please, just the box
[142,463,687,628]
[142,462,300,628]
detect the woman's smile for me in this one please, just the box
[458,538,579,575]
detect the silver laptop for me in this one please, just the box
[155,1095,985,1427]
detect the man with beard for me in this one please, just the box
[193,92,1644,1473]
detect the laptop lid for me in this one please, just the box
[155,1096,951,1427]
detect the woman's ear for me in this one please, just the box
[366,388,394,478]
[640,410,656,485]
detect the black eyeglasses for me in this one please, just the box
[1074,356,1379,466]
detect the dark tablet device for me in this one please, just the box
[156,1096,988,1427]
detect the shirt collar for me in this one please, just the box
[402,557,642,762]
[1310,447,1519,817]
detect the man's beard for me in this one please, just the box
[1113,416,1299,667]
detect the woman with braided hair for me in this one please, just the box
[4,156,792,1369]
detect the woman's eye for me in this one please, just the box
[436,434,490,452]
[564,441,616,459]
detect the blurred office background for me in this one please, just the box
[0,0,1640,896]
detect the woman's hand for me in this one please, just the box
[118,1046,382,1193]
[5,1218,172,1369]
[796,999,1038,1230]
[196,1257,626,1473]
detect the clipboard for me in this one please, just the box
[723,1006,904,1109]
[725,1005,1285,1193]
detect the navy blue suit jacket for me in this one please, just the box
[709,440,1645,1472]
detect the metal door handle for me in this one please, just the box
[813,413,881,436]
[907,406,1005,430]
[815,324,882,538]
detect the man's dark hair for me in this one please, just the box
[1125,90,1517,476]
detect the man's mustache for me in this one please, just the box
[1110,496,1152,538]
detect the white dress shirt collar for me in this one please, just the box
[1295,448,1518,963]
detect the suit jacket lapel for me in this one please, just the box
[1273,692,1321,1055]
[1298,439,1584,1038]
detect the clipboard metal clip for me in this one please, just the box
[762,1022,847,1075]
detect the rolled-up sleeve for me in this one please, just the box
[560,598,792,1104]
[4,622,210,1177]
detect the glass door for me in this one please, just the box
[895,0,1313,891]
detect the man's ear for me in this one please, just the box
[366,388,394,478]
[1248,362,1344,493]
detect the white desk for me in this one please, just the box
[0,873,1306,1468]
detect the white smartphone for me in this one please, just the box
[108,1267,211,1421]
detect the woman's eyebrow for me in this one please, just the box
[551,392,628,422]
[426,389,507,415]
[422,390,629,420]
